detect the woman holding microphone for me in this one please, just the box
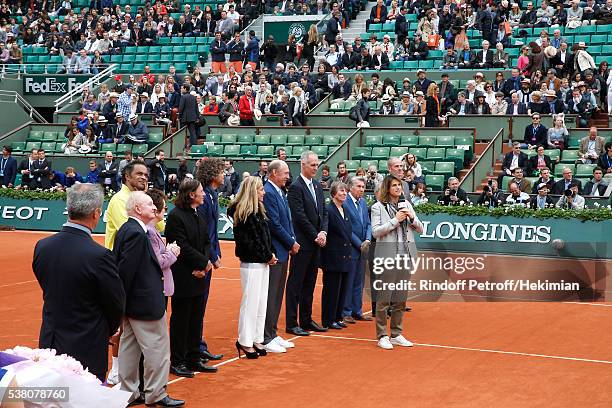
[321,181,352,330]
[371,175,423,350]
[228,176,278,359]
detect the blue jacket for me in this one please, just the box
[344,193,372,259]
[197,185,221,263]
[127,120,149,143]
[86,168,100,183]
[0,155,17,186]
[320,203,352,273]
[263,180,295,263]
[245,36,260,62]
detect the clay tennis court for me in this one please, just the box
[2,231,611,407]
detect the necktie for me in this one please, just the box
[308,181,317,208]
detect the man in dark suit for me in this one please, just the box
[202,13,216,36]
[474,40,494,68]
[149,149,168,191]
[505,92,529,115]
[449,92,476,115]
[262,160,300,353]
[366,0,387,31]
[332,74,352,100]
[551,166,582,195]
[112,113,130,142]
[33,183,125,382]
[369,45,390,70]
[530,182,555,209]
[528,146,553,176]
[523,113,548,148]
[98,151,119,192]
[341,44,358,70]
[395,7,408,45]
[30,148,53,189]
[356,47,372,71]
[583,167,608,196]
[531,167,555,194]
[179,84,199,149]
[551,41,573,78]
[136,92,154,114]
[0,145,18,187]
[343,176,372,323]
[113,191,184,408]
[286,151,329,336]
[195,158,225,362]
[498,142,529,186]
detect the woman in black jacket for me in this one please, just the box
[321,181,352,330]
[228,176,277,359]
[424,83,441,127]
[165,178,214,377]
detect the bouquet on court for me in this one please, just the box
[0,347,131,407]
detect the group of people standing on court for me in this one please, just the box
[31,151,423,407]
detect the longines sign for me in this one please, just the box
[23,76,89,95]
[421,221,552,243]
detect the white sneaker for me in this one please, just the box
[106,367,119,385]
[264,341,287,353]
[390,335,414,347]
[275,336,295,349]
[377,336,394,350]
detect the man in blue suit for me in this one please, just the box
[195,158,225,362]
[343,176,373,323]
[262,160,300,353]
[1,145,18,187]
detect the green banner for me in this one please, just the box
[0,197,608,259]
[23,75,89,95]
[262,15,324,41]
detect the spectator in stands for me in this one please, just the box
[449,92,475,115]
[0,145,17,188]
[227,32,245,74]
[136,92,153,115]
[531,167,555,194]
[438,177,469,206]
[499,142,528,186]
[287,87,306,126]
[336,161,350,183]
[73,49,92,74]
[578,127,606,164]
[441,45,458,70]
[85,160,101,184]
[508,167,532,193]
[597,142,612,174]
[583,167,608,197]
[473,94,491,115]
[239,86,256,126]
[219,160,240,197]
[522,113,547,149]
[369,45,389,70]
[210,31,227,74]
[528,146,553,177]
[154,94,172,129]
[458,42,476,69]
[395,91,414,115]
[83,94,100,112]
[556,182,585,209]
[98,151,119,192]
[505,182,530,206]
[260,35,278,71]
[477,180,503,208]
[505,92,528,115]
[94,116,113,144]
[126,113,149,144]
[545,114,568,150]
[251,161,268,184]
[552,167,582,195]
[528,91,547,115]
[530,183,554,209]
[491,92,508,115]
[408,34,428,61]
[352,88,371,126]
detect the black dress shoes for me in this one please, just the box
[200,350,223,360]
[145,395,185,407]
[303,321,328,332]
[286,326,310,336]
[336,321,348,328]
[188,360,218,373]
[405,306,412,312]
[127,395,145,406]
[328,322,342,329]
[169,365,194,378]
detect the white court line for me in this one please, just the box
[0,280,37,289]
[308,334,612,365]
[562,301,612,307]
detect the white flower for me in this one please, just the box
[459,200,465,206]
[594,202,600,208]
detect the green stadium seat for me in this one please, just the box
[207,145,225,156]
[305,135,322,146]
[365,135,383,146]
[344,160,360,172]
[287,134,304,145]
[190,145,207,157]
[404,61,418,69]
[224,145,241,156]
[361,160,378,170]
[131,144,148,155]
[437,135,455,147]
[240,145,257,156]
[311,145,328,157]
[382,134,400,146]
[11,142,26,152]
[409,147,427,160]
[352,147,372,159]
[560,149,580,163]
[322,135,340,146]
[42,132,57,141]
[99,143,116,152]
[290,145,310,158]
[124,46,138,54]
[40,141,56,153]
[426,147,445,160]
[221,134,237,144]
[25,141,41,151]
[390,146,409,157]
[420,161,434,175]
[400,135,419,146]
[236,134,254,144]
[206,133,221,143]
[256,145,275,158]
[134,54,148,63]
[148,132,164,145]
[425,175,445,191]
[445,148,466,169]
[433,162,455,179]
[370,147,390,159]
[554,164,574,178]
[116,143,132,154]
[158,37,171,45]
[418,136,437,147]
[270,135,287,145]
[28,131,44,141]
[279,146,292,156]
[254,134,270,145]
[544,149,560,162]
[576,163,596,177]
[389,61,403,70]
[369,23,382,31]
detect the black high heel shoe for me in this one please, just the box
[253,344,267,356]
[235,341,258,359]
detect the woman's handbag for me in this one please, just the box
[427,34,441,48]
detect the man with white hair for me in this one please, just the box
[114,191,185,407]
[475,40,494,69]
[369,45,389,70]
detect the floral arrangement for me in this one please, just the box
[3,346,100,384]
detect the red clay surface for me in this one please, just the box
[1,231,611,408]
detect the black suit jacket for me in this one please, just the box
[369,4,388,23]
[149,158,167,190]
[369,52,389,70]
[33,226,125,381]
[320,203,352,273]
[179,92,198,123]
[502,151,528,173]
[202,19,216,35]
[1,155,17,186]
[113,218,165,320]
[341,52,358,69]
[528,154,553,176]
[531,177,555,194]
[551,178,582,195]
[475,49,494,66]
[98,160,119,190]
[505,102,528,115]
[136,101,153,114]
[17,158,34,185]
[165,206,211,298]
[287,175,329,251]
[523,124,548,147]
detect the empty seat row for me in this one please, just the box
[190,144,332,159]
[206,134,348,146]
[364,134,473,148]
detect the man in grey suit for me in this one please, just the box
[178,84,199,150]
